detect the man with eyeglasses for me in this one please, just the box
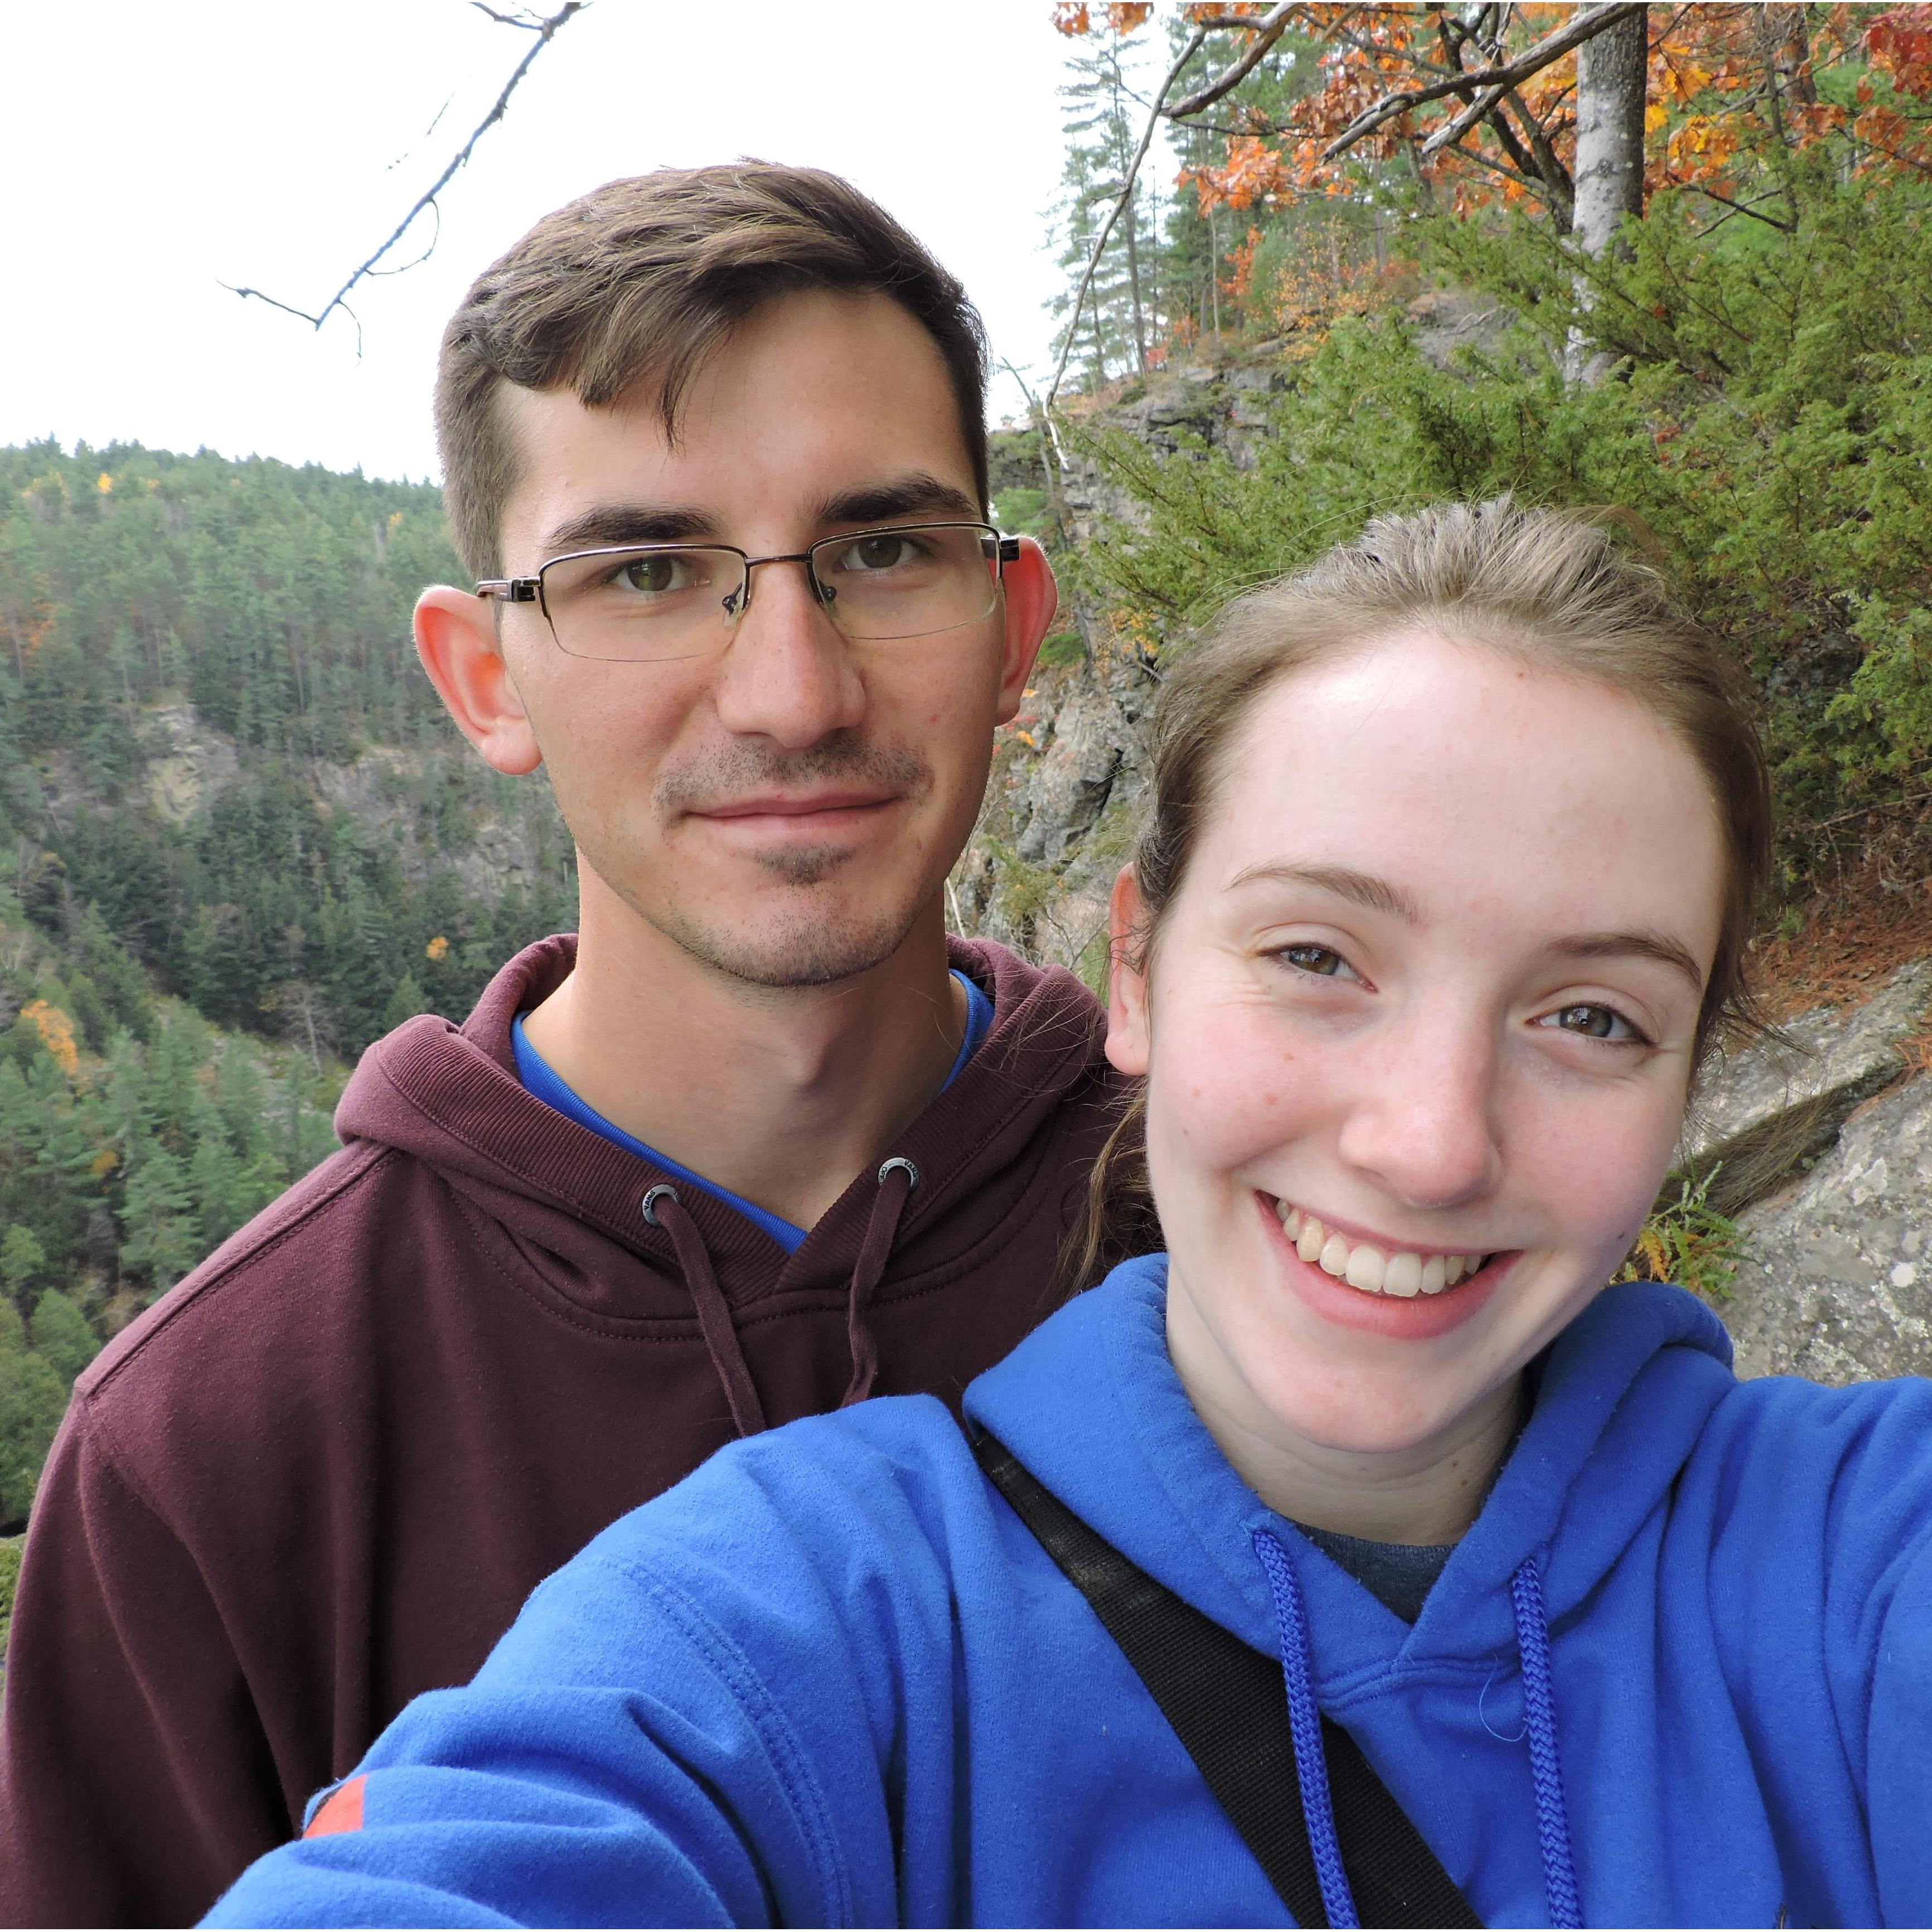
[0,164,1135,1926]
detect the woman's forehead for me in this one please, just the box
[1198,634,1726,952]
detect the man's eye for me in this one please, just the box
[1542,1003,1641,1042]
[841,534,917,572]
[617,554,693,595]
[1278,944,1353,979]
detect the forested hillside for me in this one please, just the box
[0,443,577,1522]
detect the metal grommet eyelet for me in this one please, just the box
[641,1184,681,1227]
[877,1156,920,1190]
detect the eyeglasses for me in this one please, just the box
[475,521,1020,664]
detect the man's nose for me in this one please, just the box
[1334,1005,1504,1212]
[709,558,866,748]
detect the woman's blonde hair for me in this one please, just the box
[1070,496,1773,1288]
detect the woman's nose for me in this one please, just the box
[1333,1010,1504,1212]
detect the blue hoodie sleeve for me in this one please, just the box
[1707,1372,1932,1926]
[202,1402,972,1929]
[1869,1534,1932,1925]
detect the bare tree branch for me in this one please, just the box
[1166,2,1297,119]
[1047,25,1210,415]
[225,2,587,343]
[1320,1,1643,159]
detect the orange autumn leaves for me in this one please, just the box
[1054,4,1932,222]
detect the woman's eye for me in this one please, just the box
[1277,943,1355,980]
[1541,1003,1643,1043]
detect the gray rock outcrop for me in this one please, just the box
[1681,961,1932,1382]
[1729,1071,1932,1382]
[1684,961,1932,1214]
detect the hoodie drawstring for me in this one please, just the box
[642,1160,918,1436]
[1253,1528,1359,1928]
[642,1185,767,1438]
[1509,1557,1581,1928]
[1252,1528,1580,1930]
[841,1158,918,1408]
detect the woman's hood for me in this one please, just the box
[962,1256,1739,1676]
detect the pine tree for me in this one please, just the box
[1050,26,1161,385]
[0,1301,65,1522]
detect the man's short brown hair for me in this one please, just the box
[434,163,991,577]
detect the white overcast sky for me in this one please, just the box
[4,2,1166,484]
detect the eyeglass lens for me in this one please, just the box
[536,524,1000,662]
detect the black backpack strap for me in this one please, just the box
[971,1429,1481,1929]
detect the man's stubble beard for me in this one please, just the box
[579,732,945,991]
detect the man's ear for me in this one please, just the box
[994,536,1058,724]
[1106,863,1151,1078]
[414,586,544,776]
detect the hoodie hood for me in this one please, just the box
[965,1257,1736,1681]
[335,933,1118,1330]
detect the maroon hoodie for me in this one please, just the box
[0,934,1127,1928]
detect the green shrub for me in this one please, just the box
[0,1303,66,1523]
[0,1534,21,1665]
[29,1290,99,1390]
[1616,1167,1745,1305]
[1066,163,1932,895]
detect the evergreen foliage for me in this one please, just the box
[1062,159,1932,891]
[0,440,577,1060]
[1051,28,1166,384]
[0,1299,66,1525]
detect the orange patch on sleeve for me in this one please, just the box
[304,1775,366,1837]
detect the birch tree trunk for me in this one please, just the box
[1565,5,1649,384]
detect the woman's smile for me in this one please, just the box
[1256,1190,1514,1339]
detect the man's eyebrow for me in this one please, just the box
[814,473,982,527]
[1548,931,1706,990]
[540,503,722,556]
[1227,861,1424,923]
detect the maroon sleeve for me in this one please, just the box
[0,1402,293,1928]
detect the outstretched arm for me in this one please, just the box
[204,1418,964,1928]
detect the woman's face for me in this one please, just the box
[1108,631,1727,1459]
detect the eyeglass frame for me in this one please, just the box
[473,521,1024,654]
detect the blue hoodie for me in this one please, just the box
[206,1257,1932,1928]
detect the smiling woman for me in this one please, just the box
[207,503,1932,1931]
[1093,497,1763,1522]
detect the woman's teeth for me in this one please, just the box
[1277,1202,1488,1297]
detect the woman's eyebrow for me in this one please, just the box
[1548,931,1706,989]
[1227,861,1423,922]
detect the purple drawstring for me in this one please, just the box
[1253,1529,1581,1930]
[1253,1529,1360,1928]
[641,1159,918,1436]
[840,1159,918,1408]
[1511,1558,1581,1929]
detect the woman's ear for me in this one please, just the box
[1106,864,1152,1077]
[414,585,544,776]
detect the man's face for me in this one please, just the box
[474,290,1044,988]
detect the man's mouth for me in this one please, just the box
[1267,1197,1497,1299]
[691,788,899,822]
